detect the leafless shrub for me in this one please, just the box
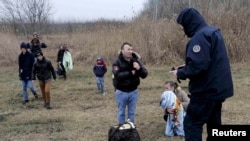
[0,0,249,66]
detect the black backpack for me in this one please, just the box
[108,121,140,141]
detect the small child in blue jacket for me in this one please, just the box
[93,57,107,95]
[160,81,185,137]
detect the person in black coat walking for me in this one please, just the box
[32,52,56,109]
[57,44,68,80]
[18,42,38,104]
[27,32,47,58]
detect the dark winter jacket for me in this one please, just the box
[18,51,35,80]
[27,40,47,56]
[112,52,148,92]
[93,61,107,77]
[32,57,56,81]
[176,8,233,100]
[57,49,65,62]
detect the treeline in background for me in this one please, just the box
[0,0,249,66]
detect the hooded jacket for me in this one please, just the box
[112,52,148,92]
[93,59,107,77]
[176,8,233,100]
[18,51,35,80]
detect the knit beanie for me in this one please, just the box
[20,42,27,49]
[36,52,43,57]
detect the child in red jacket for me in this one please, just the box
[93,57,107,95]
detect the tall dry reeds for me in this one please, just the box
[0,18,187,67]
[0,32,20,66]
[205,6,250,63]
[0,10,249,67]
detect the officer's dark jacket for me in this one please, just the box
[18,51,35,80]
[112,52,148,92]
[32,57,56,81]
[176,8,233,100]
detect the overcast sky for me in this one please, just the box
[51,0,147,21]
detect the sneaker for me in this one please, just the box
[45,103,52,109]
[63,73,67,80]
[103,92,107,96]
[34,95,38,99]
[22,100,29,104]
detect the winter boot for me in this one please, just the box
[46,102,52,109]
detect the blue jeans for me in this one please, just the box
[96,77,105,92]
[115,89,138,124]
[21,80,37,100]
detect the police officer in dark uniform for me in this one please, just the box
[169,8,234,141]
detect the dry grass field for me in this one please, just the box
[0,2,249,140]
[0,60,250,141]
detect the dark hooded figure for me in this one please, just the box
[169,8,233,141]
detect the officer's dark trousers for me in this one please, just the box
[184,97,223,141]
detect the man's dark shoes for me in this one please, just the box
[34,95,39,99]
[44,102,52,109]
[22,100,29,104]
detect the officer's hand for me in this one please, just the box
[177,64,185,69]
[169,69,177,76]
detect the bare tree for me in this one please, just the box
[142,0,189,20]
[0,0,53,36]
[141,0,250,20]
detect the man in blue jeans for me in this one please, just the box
[18,42,38,104]
[112,42,148,124]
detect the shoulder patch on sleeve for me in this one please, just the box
[192,45,201,53]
